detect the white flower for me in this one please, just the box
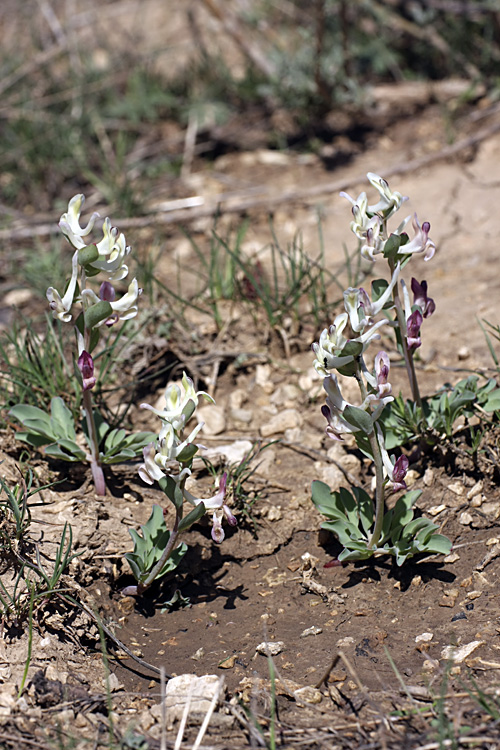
[376,425,408,490]
[91,218,131,281]
[109,278,140,320]
[59,194,99,249]
[46,250,79,322]
[360,215,383,261]
[138,442,166,485]
[321,374,359,441]
[397,214,435,261]
[155,421,204,467]
[366,172,408,217]
[339,190,373,240]
[81,278,141,325]
[344,263,400,332]
[312,314,353,376]
[141,372,214,429]
[183,473,236,543]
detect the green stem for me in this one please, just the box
[137,504,182,594]
[354,360,385,549]
[389,259,422,409]
[82,387,106,496]
[366,429,385,549]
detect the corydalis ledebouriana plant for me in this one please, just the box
[123,373,237,595]
[47,195,141,494]
[311,173,450,565]
[139,372,237,545]
[340,172,436,406]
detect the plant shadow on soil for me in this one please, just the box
[99,482,499,703]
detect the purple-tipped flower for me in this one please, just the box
[399,214,435,261]
[411,278,435,318]
[407,310,423,351]
[184,472,237,544]
[77,351,96,391]
[392,455,409,491]
[374,351,391,394]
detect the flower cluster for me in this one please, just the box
[341,174,435,264]
[46,195,141,389]
[139,373,237,543]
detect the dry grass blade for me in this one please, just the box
[191,676,225,750]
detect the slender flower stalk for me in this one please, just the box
[352,360,386,549]
[388,258,423,408]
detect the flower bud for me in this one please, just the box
[407,310,423,351]
[77,350,96,391]
[99,281,116,302]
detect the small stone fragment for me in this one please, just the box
[439,588,459,607]
[444,552,460,563]
[293,686,323,704]
[300,626,323,638]
[260,409,302,437]
[423,468,434,486]
[448,482,464,496]
[422,659,438,671]
[191,648,205,661]
[218,655,238,669]
[266,505,282,522]
[459,511,473,526]
[203,440,253,465]
[4,288,32,307]
[466,590,482,601]
[467,481,483,500]
[481,501,500,518]
[256,641,285,656]
[103,673,123,692]
[415,632,433,643]
[457,346,470,360]
[255,364,274,393]
[336,636,354,649]
[428,504,446,516]
[197,405,226,435]
[441,641,485,663]
[451,612,467,622]
[405,469,419,487]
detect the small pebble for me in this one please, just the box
[467,481,483,499]
[466,590,482,601]
[197,405,226,435]
[457,346,470,360]
[441,640,484,663]
[256,641,285,656]
[293,686,322,704]
[423,468,434,486]
[300,626,323,638]
[415,632,433,643]
[451,612,467,622]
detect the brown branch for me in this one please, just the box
[1,118,499,243]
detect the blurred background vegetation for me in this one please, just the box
[0,0,498,217]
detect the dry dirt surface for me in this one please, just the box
[2,100,500,749]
